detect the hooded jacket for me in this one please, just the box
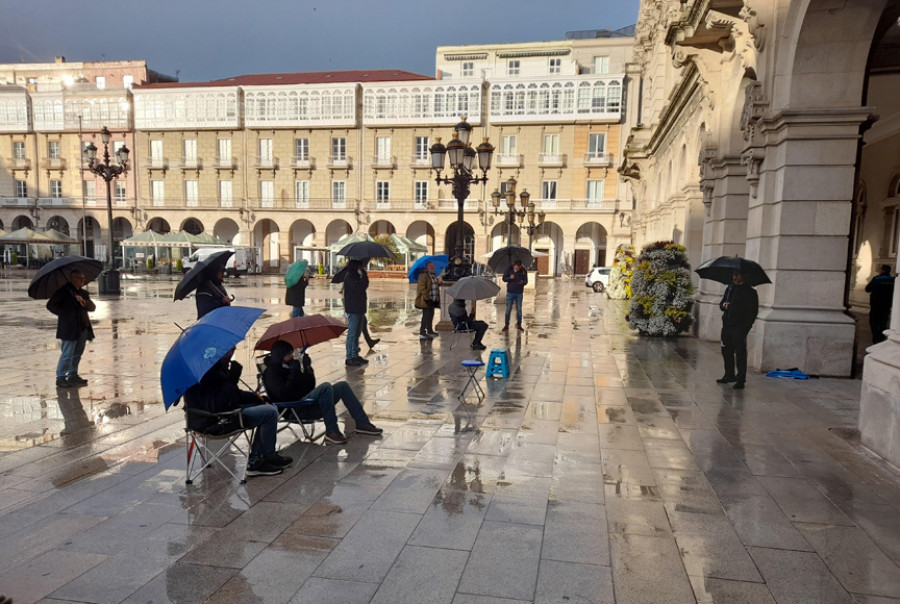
[183,358,262,433]
[262,340,316,402]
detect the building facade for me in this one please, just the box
[621,0,900,465]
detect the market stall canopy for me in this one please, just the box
[389,234,427,254]
[42,228,79,244]
[328,233,373,253]
[0,227,68,244]
[119,230,169,247]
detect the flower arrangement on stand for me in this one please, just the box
[627,241,694,336]
[607,244,635,300]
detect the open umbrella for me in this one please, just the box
[336,240,393,259]
[695,256,771,286]
[447,276,501,301]
[160,305,264,409]
[488,246,534,273]
[254,314,348,351]
[27,256,104,300]
[408,254,449,283]
[284,259,309,287]
[174,250,234,301]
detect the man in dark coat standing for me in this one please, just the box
[342,259,369,367]
[865,264,895,344]
[717,270,758,390]
[47,269,95,388]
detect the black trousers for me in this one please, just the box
[870,309,890,344]
[420,304,435,334]
[721,327,749,382]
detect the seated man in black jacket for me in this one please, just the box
[183,349,291,477]
[262,340,382,445]
[448,298,488,350]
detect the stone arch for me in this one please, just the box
[12,215,32,230]
[214,218,240,245]
[289,219,316,248]
[254,218,280,271]
[444,221,475,259]
[574,222,608,272]
[113,217,133,243]
[490,220,522,250]
[530,221,564,277]
[77,216,101,258]
[146,217,171,233]
[406,221,434,252]
[369,220,396,236]
[325,220,353,246]
[46,215,70,235]
[181,217,204,235]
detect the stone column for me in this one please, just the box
[859,245,900,466]
[696,155,749,341]
[747,108,871,376]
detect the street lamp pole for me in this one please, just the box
[491,177,544,252]
[83,126,129,295]
[430,117,494,278]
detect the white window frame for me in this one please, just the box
[376,180,390,206]
[123,75,134,90]
[13,141,25,159]
[542,134,560,155]
[295,137,309,161]
[295,180,310,208]
[462,62,474,77]
[218,179,233,207]
[414,181,429,209]
[114,180,126,202]
[150,139,164,166]
[414,136,429,161]
[15,179,27,198]
[500,135,517,161]
[48,140,61,159]
[332,180,346,207]
[95,76,106,90]
[507,60,520,76]
[549,58,561,74]
[259,138,273,166]
[151,180,165,206]
[83,180,95,202]
[376,137,391,164]
[183,139,197,165]
[50,179,62,198]
[332,137,347,161]
[587,180,604,206]
[593,56,610,75]
[588,132,606,157]
[260,180,274,207]
[185,179,199,207]
[542,180,558,202]
[218,138,232,166]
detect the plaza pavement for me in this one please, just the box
[0,270,899,604]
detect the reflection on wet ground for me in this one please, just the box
[0,271,899,602]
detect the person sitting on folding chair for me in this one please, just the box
[262,340,383,445]
[184,349,292,477]
[449,298,489,351]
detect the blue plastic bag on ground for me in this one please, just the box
[765,368,809,379]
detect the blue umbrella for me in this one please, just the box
[160,305,264,409]
[408,254,449,283]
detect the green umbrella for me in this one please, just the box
[284,259,309,287]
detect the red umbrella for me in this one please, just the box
[254,314,347,351]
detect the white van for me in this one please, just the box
[183,248,248,276]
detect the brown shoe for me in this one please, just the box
[516,324,524,331]
[501,325,509,332]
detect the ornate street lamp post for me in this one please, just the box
[430,117,494,279]
[491,177,545,252]
[83,126,129,295]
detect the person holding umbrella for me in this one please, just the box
[449,298,488,350]
[415,261,441,339]
[718,270,758,390]
[262,340,382,444]
[502,259,528,331]
[286,273,309,318]
[342,258,370,366]
[196,265,232,319]
[183,347,292,477]
[47,269,96,388]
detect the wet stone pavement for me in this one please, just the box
[0,271,899,604]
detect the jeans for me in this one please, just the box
[505,293,523,325]
[346,313,363,359]
[240,403,279,460]
[291,306,304,318]
[57,329,89,379]
[307,380,371,433]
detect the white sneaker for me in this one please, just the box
[419,333,430,340]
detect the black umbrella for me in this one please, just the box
[488,246,534,273]
[695,256,771,286]
[174,250,234,301]
[336,241,393,258]
[28,256,104,300]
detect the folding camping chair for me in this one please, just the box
[449,321,476,350]
[256,353,327,443]
[183,407,257,484]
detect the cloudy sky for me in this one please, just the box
[0,0,641,81]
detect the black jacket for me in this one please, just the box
[285,277,308,307]
[502,266,528,294]
[720,283,758,333]
[449,300,472,328]
[195,279,229,319]
[183,359,262,433]
[262,354,316,402]
[47,283,95,341]
[342,261,369,314]
[865,274,895,313]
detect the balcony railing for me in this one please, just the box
[538,153,567,167]
[144,157,168,170]
[41,157,67,170]
[371,155,396,169]
[215,156,237,170]
[584,152,614,167]
[410,155,431,169]
[496,154,523,168]
[179,157,203,170]
[10,157,31,171]
[253,156,279,170]
[0,196,32,206]
[291,156,315,169]
[327,156,352,170]
[38,196,73,206]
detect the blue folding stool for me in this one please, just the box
[486,349,509,379]
[459,359,486,403]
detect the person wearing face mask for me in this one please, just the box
[717,270,758,390]
[262,340,382,444]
